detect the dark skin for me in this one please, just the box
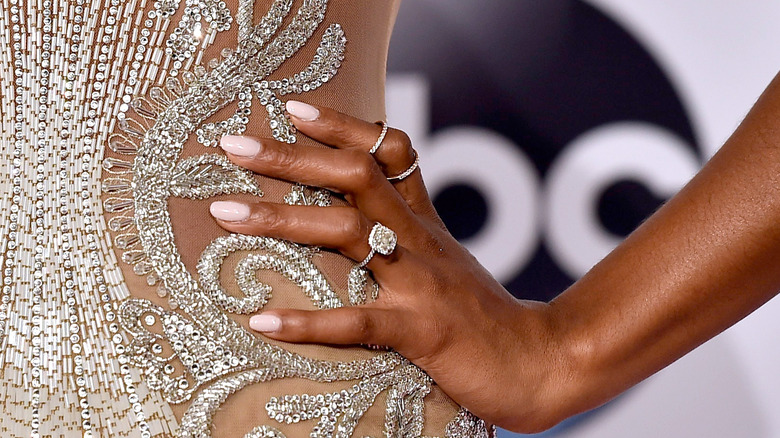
[208,72,780,433]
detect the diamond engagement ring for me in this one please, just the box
[369,121,389,155]
[357,223,397,268]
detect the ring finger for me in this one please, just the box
[209,200,404,273]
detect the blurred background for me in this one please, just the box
[385,1,780,436]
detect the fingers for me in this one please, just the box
[286,101,411,174]
[209,200,403,272]
[219,135,420,235]
[248,306,408,348]
[284,101,437,220]
[220,135,383,193]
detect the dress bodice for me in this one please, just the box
[0,0,492,436]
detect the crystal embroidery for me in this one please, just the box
[197,234,342,314]
[169,154,264,200]
[2,0,493,434]
[2,0,171,434]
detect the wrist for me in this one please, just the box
[499,300,579,433]
[545,298,622,424]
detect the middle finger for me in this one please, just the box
[219,134,420,235]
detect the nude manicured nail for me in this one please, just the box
[210,201,251,222]
[249,314,282,333]
[220,135,261,157]
[286,100,320,121]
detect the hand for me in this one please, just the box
[208,100,569,432]
[211,73,780,433]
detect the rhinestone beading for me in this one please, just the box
[1,0,492,435]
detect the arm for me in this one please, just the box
[208,74,780,432]
[545,71,780,429]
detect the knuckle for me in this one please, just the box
[424,317,450,355]
[282,313,312,338]
[401,303,448,358]
[350,311,375,342]
[344,149,382,189]
[418,230,445,255]
[250,203,284,232]
[395,129,413,149]
[330,112,364,144]
[384,129,415,161]
[263,142,298,170]
[420,265,451,300]
[394,307,447,361]
[338,209,368,249]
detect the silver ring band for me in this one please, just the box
[356,248,376,269]
[369,121,389,155]
[357,223,397,268]
[387,150,420,182]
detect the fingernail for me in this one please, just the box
[249,314,282,333]
[286,100,320,121]
[220,135,262,157]
[210,201,251,222]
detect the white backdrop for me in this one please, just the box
[386,1,780,436]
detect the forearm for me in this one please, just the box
[548,71,780,420]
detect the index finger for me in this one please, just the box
[286,100,438,222]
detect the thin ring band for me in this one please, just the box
[356,246,376,269]
[369,121,389,155]
[357,223,397,268]
[387,150,420,182]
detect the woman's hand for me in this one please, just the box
[208,100,570,432]
[209,72,780,433]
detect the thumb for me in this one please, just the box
[248,306,404,348]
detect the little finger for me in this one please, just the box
[248,305,413,350]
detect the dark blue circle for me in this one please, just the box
[388,0,698,302]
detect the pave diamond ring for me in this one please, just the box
[387,149,420,182]
[369,121,389,155]
[356,222,397,268]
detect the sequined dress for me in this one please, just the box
[0,0,493,436]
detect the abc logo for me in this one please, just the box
[386,0,700,302]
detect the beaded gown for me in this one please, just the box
[0,0,494,436]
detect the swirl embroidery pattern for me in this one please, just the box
[0,0,494,434]
[113,0,491,435]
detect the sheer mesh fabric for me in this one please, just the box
[101,0,464,436]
